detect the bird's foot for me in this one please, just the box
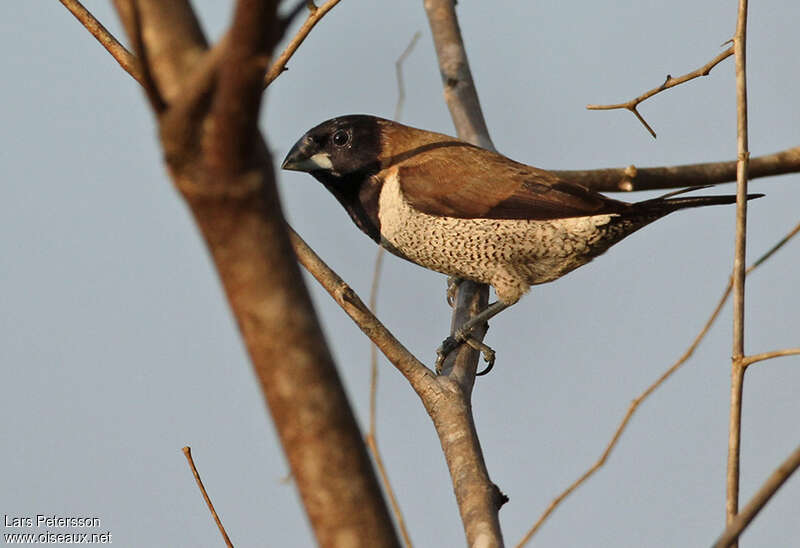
[435,301,509,375]
[446,277,464,307]
[435,336,460,373]
[435,329,496,376]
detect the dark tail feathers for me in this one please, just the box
[635,189,764,213]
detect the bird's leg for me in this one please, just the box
[435,301,509,375]
[453,301,509,342]
[446,276,464,307]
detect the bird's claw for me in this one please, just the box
[470,341,496,376]
[446,277,463,308]
[435,331,497,376]
[435,336,460,373]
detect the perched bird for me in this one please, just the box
[282,115,761,369]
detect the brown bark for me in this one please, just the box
[111,1,399,546]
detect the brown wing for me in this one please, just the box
[395,144,629,220]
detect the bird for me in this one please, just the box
[282,114,762,372]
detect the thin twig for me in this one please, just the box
[587,46,733,138]
[366,244,411,548]
[517,283,730,547]
[263,0,342,88]
[713,444,800,548]
[393,32,422,120]
[369,28,421,442]
[517,220,800,547]
[743,348,800,367]
[362,33,422,548]
[365,436,413,548]
[727,0,750,536]
[59,0,144,85]
[182,447,234,548]
[367,247,385,440]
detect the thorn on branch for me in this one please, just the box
[492,484,509,510]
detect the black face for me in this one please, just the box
[282,115,382,179]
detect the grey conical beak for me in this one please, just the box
[281,138,333,172]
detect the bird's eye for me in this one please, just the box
[332,129,350,147]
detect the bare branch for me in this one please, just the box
[517,219,800,546]
[587,46,733,138]
[517,282,731,547]
[182,447,234,548]
[291,224,444,548]
[748,221,800,270]
[727,0,750,534]
[263,0,342,88]
[289,227,434,386]
[58,4,800,197]
[425,0,494,388]
[424,2,493,150]
[423,1,505,546]
[713,444,800,548]
[59,0,144,85]
[552,146,800,193]
[106,1,401,545]
[743,348,800,367]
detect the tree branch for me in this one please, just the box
[60,3,800,196]
[727,0,750,536]
[263,0,342,88]
[182,447,234,548]
[552,146,800,193]
[60,0,144,85]
[518,280,731,547]
[743,348,800,367]
[289,227,433,386]
[423,1,505,546]
[294,207,508,546]
[713,444,800,548]
[517,219,800,546]
[587,46,734,138]
[107,1,400,546]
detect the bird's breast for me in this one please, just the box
[377,171,628,290]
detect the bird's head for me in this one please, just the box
[282,115,382,179]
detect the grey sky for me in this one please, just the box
[2,2,798,546]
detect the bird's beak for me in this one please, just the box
[281,139,333,172]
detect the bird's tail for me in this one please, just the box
[634,186,764,213]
